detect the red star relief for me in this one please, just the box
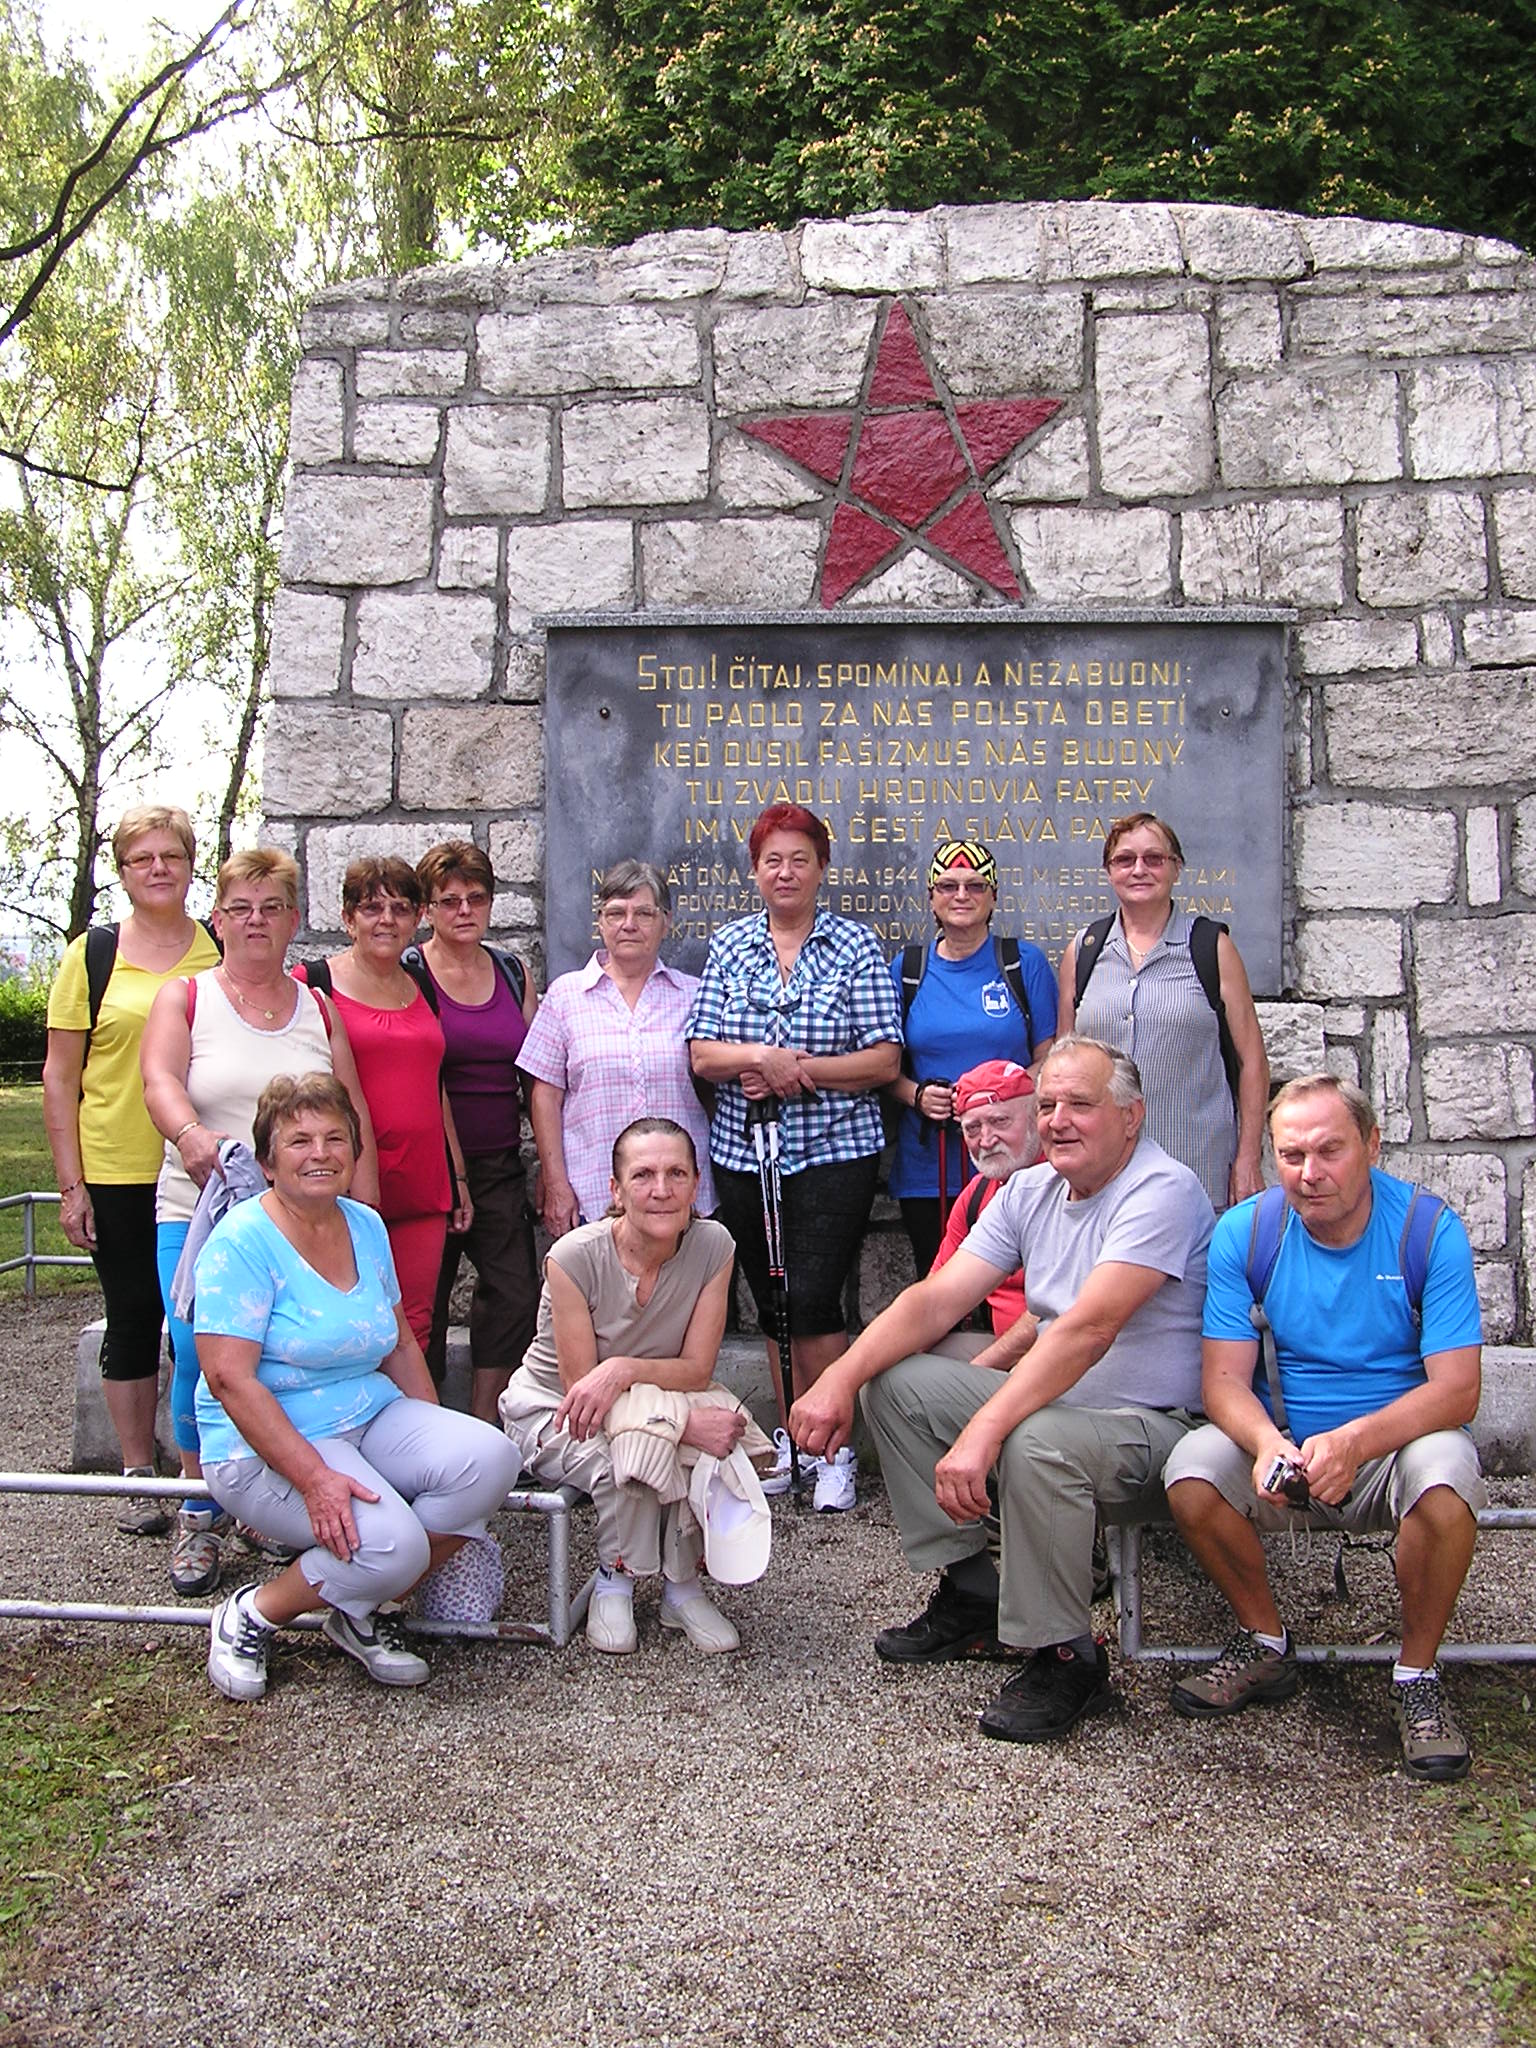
[737,301,1064,606]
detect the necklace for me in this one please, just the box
[221,968,286,1023]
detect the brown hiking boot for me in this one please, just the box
[1171,1628,1300,1719]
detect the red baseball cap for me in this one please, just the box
[953,1060,1034,1116]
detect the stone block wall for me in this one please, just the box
[264,200,1536,1340]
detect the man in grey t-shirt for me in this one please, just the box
[791,1036,1215,1744]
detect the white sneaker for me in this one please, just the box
[207,1584,273,1702]
[813,1445,858,1513]
[660,1580,739,1654]
[760,1427,817,1498]
[322,1605,430,1687]
[587,1569,638,1654]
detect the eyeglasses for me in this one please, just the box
[354,898,417,922]
[931,879,992,898]
[598,904,662,926]
[432,891,491,914]
[1106,851,1175,873]
[121,850,189,872]
[221,898,290,923]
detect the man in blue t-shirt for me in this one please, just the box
[1163,1073,1484,1783]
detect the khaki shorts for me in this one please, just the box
[1163,1423,1486,1535]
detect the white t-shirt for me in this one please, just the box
[961,1137,1214,1412]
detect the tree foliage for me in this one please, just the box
[279,0,602,268]
[571,0,1536,247]
[0,222,185,937]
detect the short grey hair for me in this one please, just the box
[597,858,671,916]
[1039,1034,1143,1107]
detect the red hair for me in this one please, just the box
[748,803,830,866]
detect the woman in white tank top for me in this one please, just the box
[141,847,378,1599]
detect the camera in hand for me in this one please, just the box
[1261,1453,1311,1507]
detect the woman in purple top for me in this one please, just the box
[411,841,540,1423]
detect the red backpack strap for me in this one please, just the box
[184,976,198,1027]
[309,986,335,1041]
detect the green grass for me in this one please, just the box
[0,1642,216,1998]
[1452,1675,1536,2041]
[0,1084,96,1300]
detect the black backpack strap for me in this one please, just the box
[964,1175,989,1229]
[487,947,528,1008]
[298,956,333,997]
[1073,914,1116,1008]
[83,924,120,1033]
[399,945,441,1015]
[897,942,926,1078]
[991,935,1034,1055]
[1189,916,1241,1107]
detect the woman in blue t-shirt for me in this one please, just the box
[192,1072,522,1704]
[885,840,1057,1275]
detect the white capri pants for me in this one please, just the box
[206,1397,523,1619]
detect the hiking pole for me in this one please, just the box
[748,1095,803,1499]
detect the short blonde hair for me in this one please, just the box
[113,805,195,867]
[216,847,299,910]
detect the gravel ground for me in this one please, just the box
[3,1288,1531,2048]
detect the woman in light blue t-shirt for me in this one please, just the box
[192,1072,521,1704]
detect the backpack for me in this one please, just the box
[1073,912,1240,1106]
[396,943,527,1012]
[83,918,221,1033]
[898,934,1035,1077]
[1242,1180,1447,1431]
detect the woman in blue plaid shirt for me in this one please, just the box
[685,805,903,1510]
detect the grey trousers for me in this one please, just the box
[862,1353,1192,1649]
[207,1397,523,1620]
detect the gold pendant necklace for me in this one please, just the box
[222,969,279,1022]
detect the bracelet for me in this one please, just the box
[59,1179,83,1198]
[172,1119,201,1145]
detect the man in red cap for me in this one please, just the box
[927,1059,1040,1355]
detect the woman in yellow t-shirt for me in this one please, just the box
[42,806,219,1528]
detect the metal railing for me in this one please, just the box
[0,1191,93,1296]
[0,1471,594,1646]
[1111,1509,1536,1665]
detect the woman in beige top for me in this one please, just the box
[499,1118,750,1657]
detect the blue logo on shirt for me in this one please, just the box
[981,979,1011,1018]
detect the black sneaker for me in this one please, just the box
[978,1642,1114,1743]
[874,1573,1003,1664]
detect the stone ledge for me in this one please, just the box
[71,1320,1536,1477]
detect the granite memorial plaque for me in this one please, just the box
[544,611,1287,992]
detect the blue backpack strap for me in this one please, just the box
[1072,914,1115,1008]
[990,934,1034,1055]
[1397,1185,1446,1330]
[1243,1184,1290,1303]
[1243,1185,1292,1434]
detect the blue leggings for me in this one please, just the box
[155,1221,200,1456]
